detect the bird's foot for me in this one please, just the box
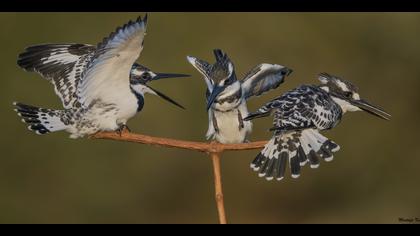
[116,124,131,136]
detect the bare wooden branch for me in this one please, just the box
[92,131,267,153]
[91,131,268,224]
[210,152,227,224]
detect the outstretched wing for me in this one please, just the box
[241,63,292,100]
[270,85,342,131]
[77,15,148,107]
[246,85,342,131]
[186,56,215,93]
[17,44,96,109]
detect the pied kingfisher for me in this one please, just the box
[187,49,292,144]
[244,73,391,181]
[13,15,189,138]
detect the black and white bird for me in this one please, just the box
[13,15,189,138]
[187,49,292,143]
[244,73,391,181]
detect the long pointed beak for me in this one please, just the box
[152,73,190,81]
[206,85,224,111]
[351,99,391,120]
[147,85,185,110]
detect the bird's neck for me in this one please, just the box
[129,84,146,112]
[213,82,243,111]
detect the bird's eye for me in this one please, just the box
[344,91,353,98]
[141,73,151,81]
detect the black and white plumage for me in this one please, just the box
[245,73,391,181]
[14,15,189,138]
[187,49,292,144]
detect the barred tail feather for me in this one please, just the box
[13,102,68,135]
[299,129,340,168]
[251,129,340,181]
[250,134,299,181]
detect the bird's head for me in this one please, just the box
[187,49,239,110]
[318,73,391,120]
[129,63,189,109]
[130,63,190,84]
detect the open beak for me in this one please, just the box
[351,99,391,120]
[152,73,190,81]
[206,85,224,111]
[147,85,185,110]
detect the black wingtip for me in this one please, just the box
[138,13,148,28]
[213,49,226,61]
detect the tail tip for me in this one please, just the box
[250,163,259,171]
[324,156,334,162]
[266,176,274,181]
[310,163,320,169]
[291,174,300,179]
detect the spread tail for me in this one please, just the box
[13,102,69,135]
[251,129,340,181]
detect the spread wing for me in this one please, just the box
[17,44,96,109]
[271,86,342,131]
[77,15,148,107]
[241,63,291,100]
[246,85,342,131]
[186,56,214,93]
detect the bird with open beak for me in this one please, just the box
[13,15,189,138]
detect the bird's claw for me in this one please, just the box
[116,124,131,136]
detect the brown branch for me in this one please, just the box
[210,152,226,224]
[91,131,268,224]
[92,131,267,153]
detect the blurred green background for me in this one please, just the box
[0,13,419,224]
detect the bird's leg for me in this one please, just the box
[212,112,220,133]
[116,124,131,136]
[238,110,244,130]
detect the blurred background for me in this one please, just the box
[0,13,419,224]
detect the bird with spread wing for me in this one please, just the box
[13,15,189,138]
[187,49,293,143]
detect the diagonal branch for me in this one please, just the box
[91,131,267,153]
[91,131,268,224]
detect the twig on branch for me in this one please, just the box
[91,131,268,224]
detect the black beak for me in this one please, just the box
[350,99,391,120]
[152,73,190,81]
[147,85,185,110]
[206,85,224,111]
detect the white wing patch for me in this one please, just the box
[241,63,290,100]
[78,16,147,107]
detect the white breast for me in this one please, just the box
[208,101,253,144]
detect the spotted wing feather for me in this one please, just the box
[261,85,342,131]
[17,44,96,109]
